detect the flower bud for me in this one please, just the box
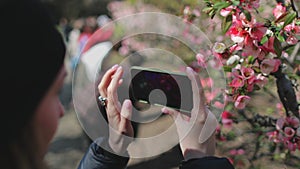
[213,42,226,53]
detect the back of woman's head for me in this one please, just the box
[0,0,66,168]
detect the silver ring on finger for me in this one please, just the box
[98,95,107,106]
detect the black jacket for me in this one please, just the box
[78,138,234,169]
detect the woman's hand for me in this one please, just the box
[98,65,134,155]
[162,67,218,160]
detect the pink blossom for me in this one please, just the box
[242,35,262,58]
[286,35,298,45]
[220,6,234,17]
[276,118,285,130]
[260,59,281,74]
[286,116,300,128]
[261,36,275,53]
[222,111,234,128]
[273,3,286,19]
[234,95,251,109]
[237,149,245,155]
[229,149,237,155]
[249,23,267,41]
[247,82,255,92]
[239,12,256,27]
[232,69,242,78]
[257,50,267,60]
[205,91,218,103]
[229,149,245,156]
[230,44,243,53]
[201,77,213,88]
[267,130,282,143]
[196,53,207,67]
[241,67,255,80]
[230,77,245,88]
[286,141,297,151]
[228,20,247,43]
[245,0,260,9]
[276,103,284,115]
[214,101,225,109]
[284,127,295,138]
[255,74,268,88]
[284,23,300,34]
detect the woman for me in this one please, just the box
[1,0,234,169]
[1,0,66,168]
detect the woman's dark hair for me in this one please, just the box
[0,0,66,168]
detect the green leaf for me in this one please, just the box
[202,7,213,14]
[221,14,232,34]
[260,36,268,44]
[273,37,282,57]
[243,10,252,22]
[248,55,255,64]
[283,12,297,28]
[276,33,285,42]
[223,65,232,72]
[213,1,230,11]
[231,0,240,6]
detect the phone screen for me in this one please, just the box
[129,66,193,113]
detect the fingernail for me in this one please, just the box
[111,64,119,70]
[124,99,132,109]
[117,66,122,72]
[162,107,169,114]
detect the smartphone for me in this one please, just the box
[129,66,193,114]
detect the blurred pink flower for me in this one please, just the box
[221,111,234,128]
[196,53,207,68]
[276,118,285,130]
[260,58,281,74]
[235,95,251,109]
[249,23,267,41]
[201,78,213,88]
[255,74,268,88]
[237,149,245,155]
[286,116,300,128]
[241,67,255,80]
[214,101,225,109]
[220,6,234,17]
[267,130,282,143]
[261,36,275,53]
[284,127,295,138]
[273,3,286,19]
[230,77,244,88]
[286,35,298,45]
[286,141,297,151]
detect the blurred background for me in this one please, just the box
[42,0,300,169]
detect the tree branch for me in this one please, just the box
[272,67,299,118]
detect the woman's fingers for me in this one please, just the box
[107,66,123,116]
[162,107,191,122]
[186,67,207,122]
[98,64,119,97]
[119,99,134,137]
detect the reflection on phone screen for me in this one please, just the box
[129,67,193,113]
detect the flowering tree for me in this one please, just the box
[103,0,300,168]
[184,0,300,168]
